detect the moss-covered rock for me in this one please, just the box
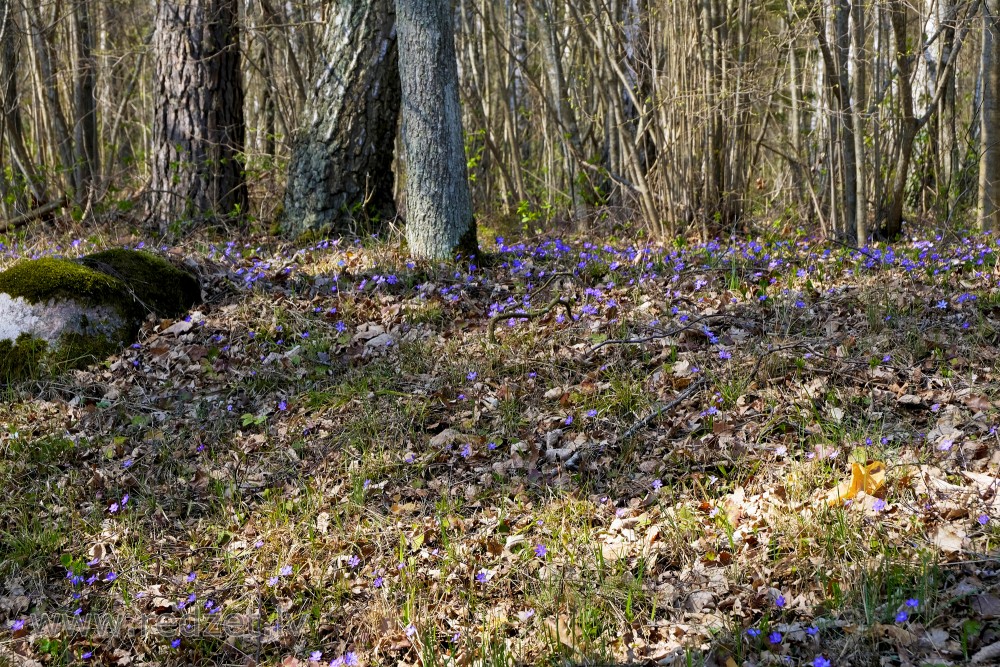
[0,249,200,382]
[79,249,201,317]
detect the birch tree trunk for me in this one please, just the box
[282,0,400,237]
[149,0,247,231]
[979,0,1000,230]
[396,0,477,260]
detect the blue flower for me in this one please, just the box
[895,611,908,623]
[813,656,831,667]
[746,628,761,638]
[768,631,782,644]
[534,544,547,558]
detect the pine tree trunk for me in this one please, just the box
[282,0,400,237]
[149,0,246,231]
[979,0,1000,231]
[396,0,477,260]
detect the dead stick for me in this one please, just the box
[0,197,66,233]
[487,297,574,344]
[619,378,706,442]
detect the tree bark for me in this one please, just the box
[149,0,247,231]
[833,0,859,242]
[979,0,1000,230]
[886,0,916,239]
[850,0,867,242]
[0,0,44,208]
[396,0,477,260]
[532,0,587,222]
[72,0,98,200]
[282,0,400,237]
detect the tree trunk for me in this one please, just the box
[979,0,1000,230]
[396,0,477,260]
[282,0,400,237]
[25,2,76,197]
[149,0,247,231]
[72,0,99,201]
[0,0,44,208]
[850,0,867,242]
[833,0,858,242]
[886,0,916,238]
[532,0,588,222]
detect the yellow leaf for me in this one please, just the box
[827,461,886,506]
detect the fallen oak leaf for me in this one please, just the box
[545,614,585,651]
[972,640,1000,664]
[931,522,966,553]
[826,461,886,506]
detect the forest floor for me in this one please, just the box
[1,222,999,667]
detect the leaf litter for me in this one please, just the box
[0,229,998,666]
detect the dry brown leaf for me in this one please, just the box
[601,542,630,562]
[931,523,966,553]
[826,461,886,506]
[874,623,918,645]
[972,593,1000,618]
[972,640,1000,664]
[544,614,584,650]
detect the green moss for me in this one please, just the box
[0,257,133,312]
[79,249,200,317]
[0,249,201,384]
[51,331,120,368]
[0,330,118,383]
[0,334,48,382]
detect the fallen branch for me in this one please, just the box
[589,313,729,353]
[619,377,706,442]
[488,296,574,344]
[0,197,66,233]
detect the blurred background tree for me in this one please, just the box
[0,0,996,242]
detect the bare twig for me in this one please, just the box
[590,313,729,353]
[488,296,574,344]
[619,378,706,442]
[0,197,66,233]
